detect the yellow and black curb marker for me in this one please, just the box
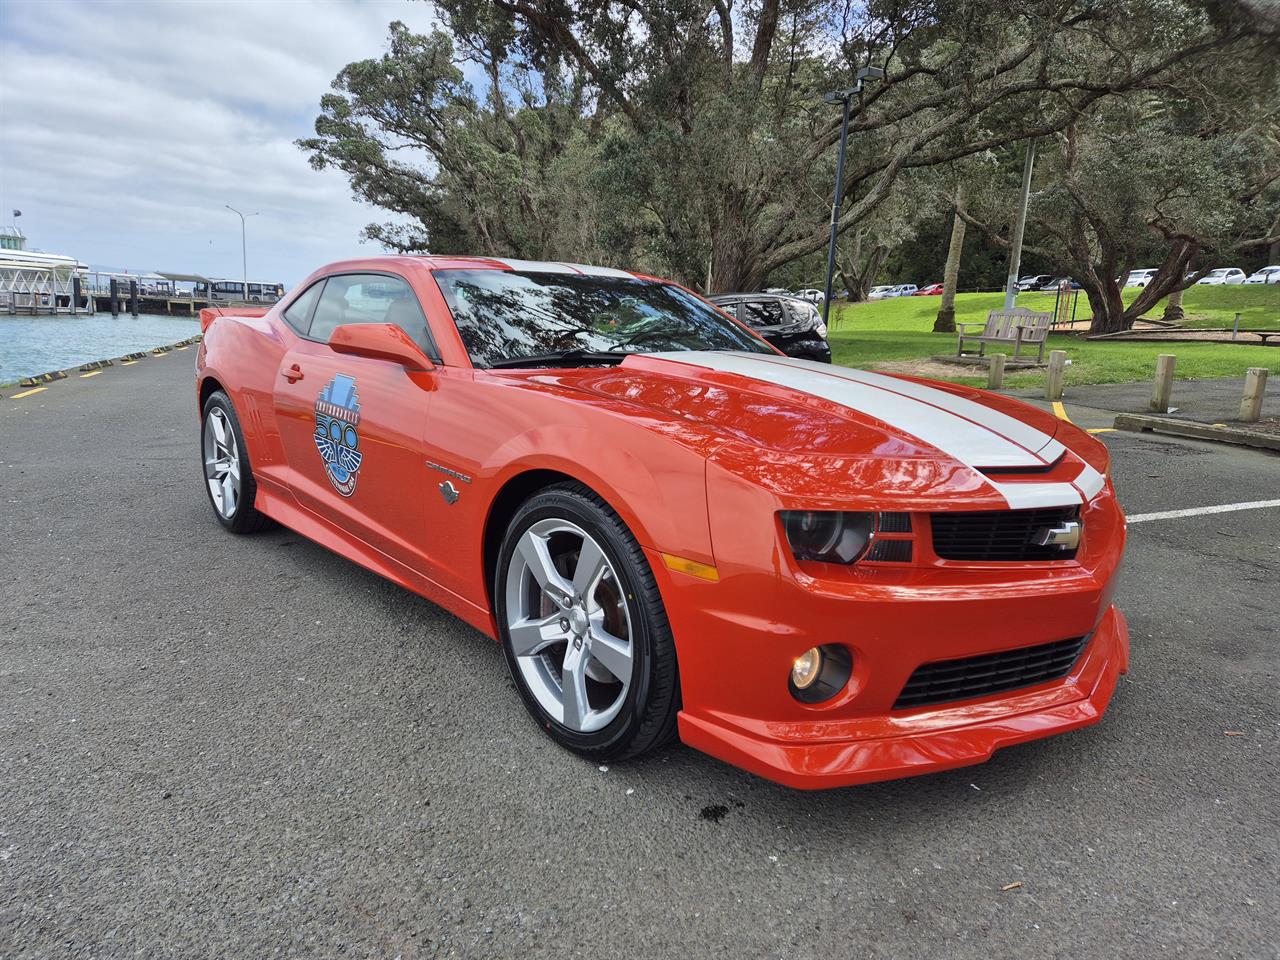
[18,370,69,387]
[3,336,200,399]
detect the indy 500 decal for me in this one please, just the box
[314,374,363,497]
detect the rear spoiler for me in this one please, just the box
[199,304,270,334]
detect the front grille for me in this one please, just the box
[894,635,1088,709]
[931,507,1079,561]
[866,539,913,563]
[877,512,913,533]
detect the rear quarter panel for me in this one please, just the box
[197,310,290,482]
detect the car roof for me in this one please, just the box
[711,291,792,299]
[311,254,645,279]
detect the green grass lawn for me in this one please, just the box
[829,285,1280,389]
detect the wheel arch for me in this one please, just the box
[482,468,611,612]
[199,374,225,413]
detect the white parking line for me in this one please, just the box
[1128,500,1280,524]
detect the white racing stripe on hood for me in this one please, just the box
[648,352,1088,508]
[762,357,1066,463]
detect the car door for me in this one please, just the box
[272,271,438,571]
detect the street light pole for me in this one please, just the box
[1002,139,1036,310]
[225,204,258,302]
[822,66,884,328]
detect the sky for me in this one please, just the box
[0,0,466,287]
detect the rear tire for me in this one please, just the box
[201,390,271,534]
[495,482,680,762]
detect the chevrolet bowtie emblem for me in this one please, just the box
[1035,520,1081,550]
[439,480,460,505]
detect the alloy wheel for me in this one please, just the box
[504,518,635,733]
[203,407,241,519]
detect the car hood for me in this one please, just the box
[525,351,1102,510]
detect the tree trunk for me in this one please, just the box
[708,202,760,293]
[1161,286,1184,323]
[1085,282,1128,334]
[838,243,887,303]
[934,185,966,333]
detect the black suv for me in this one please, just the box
[708,293,831,362]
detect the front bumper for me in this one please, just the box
[650,472,1128,790]
[677,604,1127,790]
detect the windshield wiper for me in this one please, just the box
[486,349,629,369]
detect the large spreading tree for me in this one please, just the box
[301,0,1272,294]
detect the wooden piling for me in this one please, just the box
[109,279,120,318]
[1044,350,1067,401]
[1150,354,1176,413]
[987,353,1006,390]
[1240,367,1268,423]
[129,280,139,318]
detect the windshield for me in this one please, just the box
[433,269,772,368]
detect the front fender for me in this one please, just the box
[484,421,714,567]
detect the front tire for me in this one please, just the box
[201,390,271,534]
[495,482,680,762]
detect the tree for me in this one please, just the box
[934,182,966,332]
[301,2,1268,292]
[951,6,1280,334]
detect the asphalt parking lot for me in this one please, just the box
[2,355,1277,959]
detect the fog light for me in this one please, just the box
[791,647,823,689]
[788,644,854,704]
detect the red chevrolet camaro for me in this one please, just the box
[195,255,1128,789]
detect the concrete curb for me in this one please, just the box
[1,335,202,396]
[1113,413,1280,451]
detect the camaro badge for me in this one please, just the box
[314,374,363,497]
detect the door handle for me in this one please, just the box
[283,363,304,383]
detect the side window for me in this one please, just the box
[783,300,813,324]
[283,280,324,333]
[309,273,436,357]
[716,301,739,319]
[739,299,786,328]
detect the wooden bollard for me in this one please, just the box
[1044,350,1067,401]
[987,353,1006,390]
[1240,367,1268,423]
[1150,354,1176,413]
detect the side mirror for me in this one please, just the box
[328,323,433,370]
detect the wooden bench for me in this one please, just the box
[957,309,1052,363]
[1242,329,1280,345]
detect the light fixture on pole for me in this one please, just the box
[821,65,884,328]
[225,204,259,301]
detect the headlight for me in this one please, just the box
[815,321,828,339]
[780,511,875,564]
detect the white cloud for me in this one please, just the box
[0,0,459,285]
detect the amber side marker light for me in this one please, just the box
[661,553,720,581]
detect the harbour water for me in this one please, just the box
[0,314,201,384]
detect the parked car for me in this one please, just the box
[1016,274,1054,292]
[914,283,945,296]
[794,288,825,304]
[884,284,919,297]
[1196,267,1246,285]
[763,287,791,296]
[709,293,830,362]
[1039,277,1081,291]
[1123,268,1159,288]
[1245,266,1280,284]
[866,285,895,300]
[196,253,1128,789]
